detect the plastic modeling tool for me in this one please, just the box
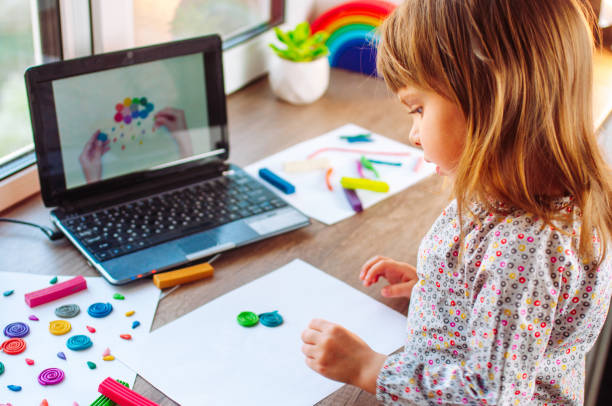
[258,168,295,194]
[153,262,214,289]
[24,276,87,308]
[340,177,390,193]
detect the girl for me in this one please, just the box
[300,0,612,404]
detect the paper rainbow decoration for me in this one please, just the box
[311,0,396,76]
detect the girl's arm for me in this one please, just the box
[376,241,560,405]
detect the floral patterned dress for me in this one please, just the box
[376,198,612,405]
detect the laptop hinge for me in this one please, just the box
[57,161,230,215]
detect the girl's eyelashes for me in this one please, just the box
[407,106,423,115]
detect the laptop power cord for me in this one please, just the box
[0,218,65,241]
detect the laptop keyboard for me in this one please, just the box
[59,172,288,262]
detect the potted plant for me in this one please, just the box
[269,22,330,105]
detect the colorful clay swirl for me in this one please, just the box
[0,361,4,375]
[38,367,65,385]
[259,311,284,327]
[1,338,26,355]
[55,304,80,318]
[237,311,259,327]
[3,322,30,338]
[88,302,113,318]
[66,334,92,351]
[49,320,72,336]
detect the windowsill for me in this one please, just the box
[0,165,40,214]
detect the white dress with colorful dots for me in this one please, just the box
[376,199,612,405]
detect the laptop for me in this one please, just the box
[25,35,310,285]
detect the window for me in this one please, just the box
[1,0,288,202]
[87,0,285,93]
[0,0,61,179]
[91,0,283,53]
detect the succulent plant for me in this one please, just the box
[269,21,329,62]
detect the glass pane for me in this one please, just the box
[133,0,271,48]
[0,1,36,164]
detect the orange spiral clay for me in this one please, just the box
[1,338,27,355]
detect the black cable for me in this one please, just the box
[0,218,64,241]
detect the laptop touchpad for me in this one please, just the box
[178,234,218,255]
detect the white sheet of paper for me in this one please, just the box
[117,259,407,406]
[0,273,159,404]
[245,124,436,225]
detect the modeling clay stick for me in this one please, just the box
[307,147,412,159]
[356,160,367,178]
[24,276,87,308]
[340,177,390,193]
[360,156,380,178]
[258,168,295,194]
[345,136,374,143]
[340,133,373,142]
[343,188,363,212]
[91,379,130,406]
[340,133,371,140]
[367,159,402,166]
[152,262,214,289]
[98,377,159,406]
[90,395,116,406]
[283,158,330,173]
[325,168,334,191]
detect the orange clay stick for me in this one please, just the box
[325,167,334,191]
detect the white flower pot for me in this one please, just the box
[269,56,330,105]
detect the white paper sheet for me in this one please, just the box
[245,124,436,225]
[0,273,159,405]
[117,259,407,406]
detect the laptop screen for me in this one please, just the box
[54,53,216,189]
[26,35,228,207]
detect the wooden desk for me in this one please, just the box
[1,50,611,404]
[0,68,450,405]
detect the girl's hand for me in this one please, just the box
[153,107,193,158]
[78,130,110,183]
[301,318,386,393]
[359,255,418,298]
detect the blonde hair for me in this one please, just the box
[377,0,612,263]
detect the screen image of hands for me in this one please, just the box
[78,108,194,184]
[153,107,194,158]
[79,130,110,184]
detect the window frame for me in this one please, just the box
[0,0,62,210]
